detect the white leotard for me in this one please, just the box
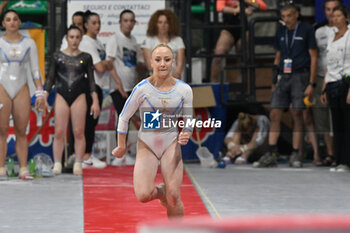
[0,36,41,99]
[118,79,193,159]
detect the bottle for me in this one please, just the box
[7,157,15,177]
[35,157,43,178]
[29,158,36,177]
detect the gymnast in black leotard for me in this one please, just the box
[44,25,100,176]
[45,51,96,106]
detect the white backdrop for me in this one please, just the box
[67,0,166,45]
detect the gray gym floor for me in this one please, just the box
[185,163,350,218]
[1,163,350,232]
[0,175,84,233]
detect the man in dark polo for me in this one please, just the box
[253,3,317,168]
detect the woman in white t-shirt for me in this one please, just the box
[71,10,107,169]
[321,5,350,172]
[141,9,185,79]
[80,11,108,88]
[106,9,138,166]
[106,9,138,113]
[60,11,85,51]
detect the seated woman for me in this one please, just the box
[223,112,269,164]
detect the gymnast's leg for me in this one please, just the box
[12,85,31,171]
[0,85,12,172]
[133,139,165,204]
[160,140,184,218]
[52,94,70,174]
[70,94,87,175]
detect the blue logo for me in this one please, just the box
[143,110,162,129]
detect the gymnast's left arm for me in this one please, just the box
[178,85,193,145]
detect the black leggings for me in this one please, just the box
[68,85,103,155]
[327,83,350,166]
[110,90,131,142]
[110,90,131,118]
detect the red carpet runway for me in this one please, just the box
[83,166,209,233]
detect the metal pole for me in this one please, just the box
[61,0,68,38]
[49,0,56,55]
[239,0,248,95]
[249,19,256,101]
[204,0,213,83]
[185,0,192,83]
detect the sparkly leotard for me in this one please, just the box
[44,51,96,106]
[118,79,193,159]
[0,36,41,99]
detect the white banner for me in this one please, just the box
[67,0,166,45]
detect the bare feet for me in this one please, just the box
[53,162,62,175]
[73,162,83,176]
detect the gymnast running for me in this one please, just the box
[112,44,193,218]
[44,25,100,176]
[0,10,47,180]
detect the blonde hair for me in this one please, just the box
[237,112,256,134]
[151,43,174,57]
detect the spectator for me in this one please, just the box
[254,3,317,168]
[210,0,267,82]
[75,10,107,169]
[0,10,47,180]
[105,9,139,166]
[44,25,100,176]
[60,11,85,51]
[142,9,185,79]
[321,5,350,172]
[313,0,342,166]
[302,105,322,166]
[223,112,269,165]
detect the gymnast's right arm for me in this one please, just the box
[86,54,100,119]
[112,86,143,158]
